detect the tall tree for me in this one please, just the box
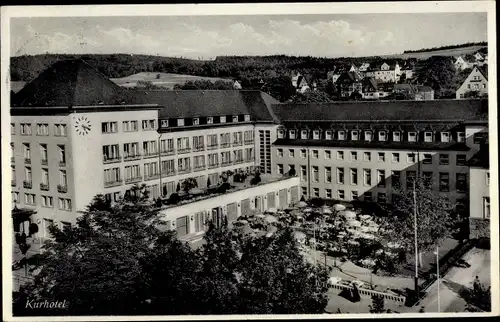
[416,56,455,97]
[291,90,335,103]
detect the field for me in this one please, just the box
[110,72,233,89]
[384,46,486,60]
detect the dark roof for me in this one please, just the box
[362,77,378,90]
[126,90,280,122]
[476,65,488,80]
[468,147,489,168]
[274,139,470,151]
[271,99,488,122]
[12,59,128,107]
[394,83,417,94]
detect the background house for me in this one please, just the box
[456,65,488,99]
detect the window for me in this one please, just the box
[407,153,416,163]
[377,193,387,204]
[338,131,345,140]
[12,192,19,204]
[11,123,15,135]
[351,191,359,200]
[441,132,450,143]
[300,166,307,181]
[325,167,332,183]
[232,116,239,122]
[220,116,226,123]
[125,164,141,180]
[350,168,358,185]
[378,131,387,141]
[289,149,295,158]
[207,134,218,149]
[455,154,466,166]
[351,151,358,161]
[439,173,450,192]
[300,149,306,158]
[102,122,118,133]
[141,120,156,130]
[337,168,345,184]
[325,130,333,140]
[23,143,31,161]
[41,196,53,208]
[124,142,140,159]
[220,151,231,165]
[301,130,308,139]
[326,189,332,199]
[193,118,199,125]
[313,188,320,197]
[313,130,320,140]
[59,170,68,187]
[161,160,176,174]
[289,130,296,139]
[277,148,283,158]
[312,150,319,159]
[36,123,49,136]
[473,132,488,144]
[423,153,432,164]
[277,164,284,175]
[160,120,169,127]
[24,166,32,183]
[377,170,385,187]
[207,117,214,124]
[301,187,308,197]
[351,130,359,141]
[424,132,433,142]
[406,171,416,189]
[312,166,319,182]
[24,193,36,205]
[393,131,401,142]
[363,169,372,186]
[457,132,465,143]
[193,135,205,150]
[54,124,67,136]
[58,198,72,211]
[244,114,251,122]
[337,151,344,160]
[392,153,400,163]
[422,172,433,187]
[439,154,449,165]
[20,123,32,135]
[486,172,490,186]
[363,152,371,162]
[41,168,49,185]
[456,173,467,193]
[144,162,159,178]
[178,118,185,126]
[363,192,372,202]
[483,197,490,219]
[123,120,138,132]
[104,167,121,184]
[408,132,417,142]
[177,137,191,151]
[338,190,345,200]
[392,171,401,187]
[378,152,385,162]
[325,151,331,159]
[364,131,372,141]
[277,129,285,139]
[102,144,119,162]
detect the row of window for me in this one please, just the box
[13,166,68,191]
[12,191,71,210]
[103,149,255,185]
[12,123,67,136]
[12,143,66,165]
[276,148,468,166]
[102,119,156,133]
[278,128,469,144]
[282,163,468,193]
[159,114,252,128]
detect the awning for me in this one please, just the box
[11,207,36,222]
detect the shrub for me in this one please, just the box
[168,193,180,204]
[217,182,231,194]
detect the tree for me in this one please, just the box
[381,178,459,266]
[369,295,385,313]
[468,279,491,311]
[250,172,262,185]
[182,177,198,194]
[416,56,455,97]
[261,76,296,102]
[176,182,181,192]
[291,90,334,103]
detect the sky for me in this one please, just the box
[10,13,487,59]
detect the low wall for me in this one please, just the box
[329,283,406,304]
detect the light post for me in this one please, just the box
[435,245,440,312]
[413,178,419,300]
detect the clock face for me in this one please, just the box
[74,116,92,136]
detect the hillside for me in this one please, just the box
[111,72,233,89]
[384,45,487,60]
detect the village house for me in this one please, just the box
[454,51,488,71]
[335,71,363,98]
[456,65,488,99]
[291,72,311,93]
[365,62,401,83]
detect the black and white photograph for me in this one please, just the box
[1,2,498,320]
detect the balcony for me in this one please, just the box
[103,156,121,164]
[208,163,219,169]
[40,183,50,191]
[23,181,32,189]
[59,161,66,167]
[244,140,254,145]
[41,159,48,166]
[143,152,159,160]
[144,173,160,181]
[234,159,244,165]
[221,161,233,167]
[160,149,175,156]
[161,170,176,178]
[177,148,192,154]
[194,165,206,172]
[125,176,142,184]
[177,168,191,174]
[57,184,68,193]
[11,180,16,187]
[104,179,123,188]
[24,158,31,164]
[232,141,243,147]
[207,144,218,150]
[123,154,142,162]
[11,157,15,163]
[193,146,205,152]
[220,143,230,149]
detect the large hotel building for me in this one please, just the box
[9,60,491,243]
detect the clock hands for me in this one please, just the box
[82,125,91,131]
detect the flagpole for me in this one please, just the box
[413,178,419,299]
[436,245,440,312]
